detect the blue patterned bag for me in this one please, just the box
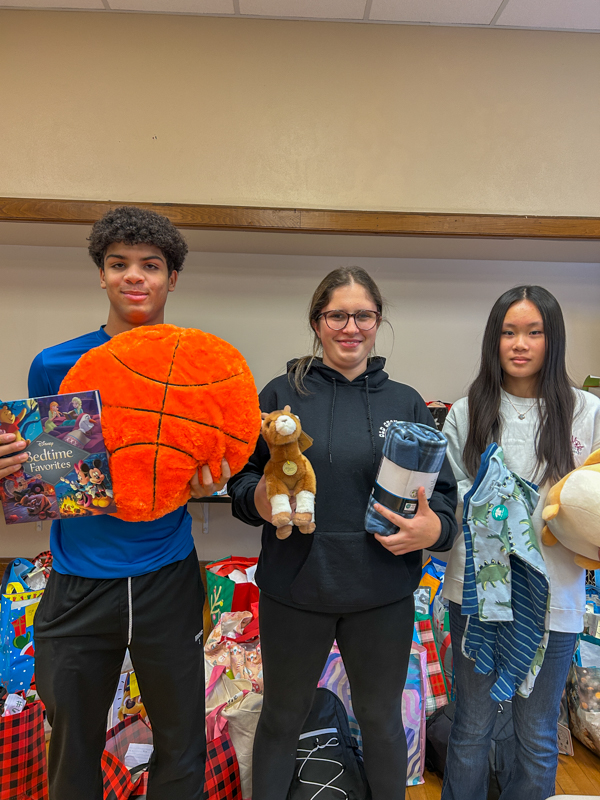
[1,559,42,693]
[365,421,447,536]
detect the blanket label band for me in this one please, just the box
[376,457,439,501]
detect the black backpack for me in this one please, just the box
[287,688,372,800]
[425,700,515,800]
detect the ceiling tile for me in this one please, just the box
[496,0,600,30]
[0,0,104,7]
[370,0,503,25]
[108,0,234,12]
[239,0,367,20]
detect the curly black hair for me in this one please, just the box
[88,206,188,274]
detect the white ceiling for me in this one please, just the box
[1,0,600,33]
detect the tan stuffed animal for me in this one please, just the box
[261,405,316,540]
[541,449,600,568]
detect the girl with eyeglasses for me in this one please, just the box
[440,286,600,800]
[229,267,457,800]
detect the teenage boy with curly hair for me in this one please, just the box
[0,206,224,800]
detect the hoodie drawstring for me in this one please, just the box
[328,374,376,464]
[365,375,376,464]
[328,379,337,463]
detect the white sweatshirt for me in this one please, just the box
[442,389,600,633]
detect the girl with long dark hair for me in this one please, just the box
[441,285,600,800]
[229,267,457,800]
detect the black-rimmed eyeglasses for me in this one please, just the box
[317,310,381,331]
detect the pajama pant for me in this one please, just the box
[34,550,206,800]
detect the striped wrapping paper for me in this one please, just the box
[365,421,447,536]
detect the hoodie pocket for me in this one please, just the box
[289,530,419,610]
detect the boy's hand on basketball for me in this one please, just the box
[373,487,442,555]
[190,459,231,499]
[0,434,29,480]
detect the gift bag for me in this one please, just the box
[419,556,447,615]
[206,664,262,800]
[405,643,428,786]
[318,644,362,748]
[0,699,48,800]
[205,701,243,800]
[102,714,153,799]
[206,557,259,627]
[1,559,44,694]
[204,608,262,693]
[317,642,428,787]
[414,612,450,717]
[566,634,600,756]
[432,595,453,692]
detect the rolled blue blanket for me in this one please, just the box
[365,421,447,536]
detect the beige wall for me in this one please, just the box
[1,10,600,216]
[1,241,599,557]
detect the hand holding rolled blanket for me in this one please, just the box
[365,421,447,537]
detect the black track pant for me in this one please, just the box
[253,593,414,800]
[34,550,206,800]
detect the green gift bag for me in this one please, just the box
[206,556,259,627]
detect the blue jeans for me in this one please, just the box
[441,602,576,800]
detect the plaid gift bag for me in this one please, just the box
[414,612,450,717]
[0,699,48,800]
[102,714,152,799]
[204,702,242,800]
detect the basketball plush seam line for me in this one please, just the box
[152,335,181,511]
[101,405,250,444]
[108,351,244,388]
[111,442,195,458]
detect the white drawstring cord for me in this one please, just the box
[296,737,349,800]
[127,576,133,646]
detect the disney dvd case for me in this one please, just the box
[0,391,116,524]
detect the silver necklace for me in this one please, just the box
[503,391,537,421]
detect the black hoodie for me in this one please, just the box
[228,358,458,613]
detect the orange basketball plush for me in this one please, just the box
[60,325,260,522]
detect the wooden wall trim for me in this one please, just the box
[1,197,600,239]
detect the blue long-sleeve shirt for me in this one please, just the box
[28,327,194,579]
